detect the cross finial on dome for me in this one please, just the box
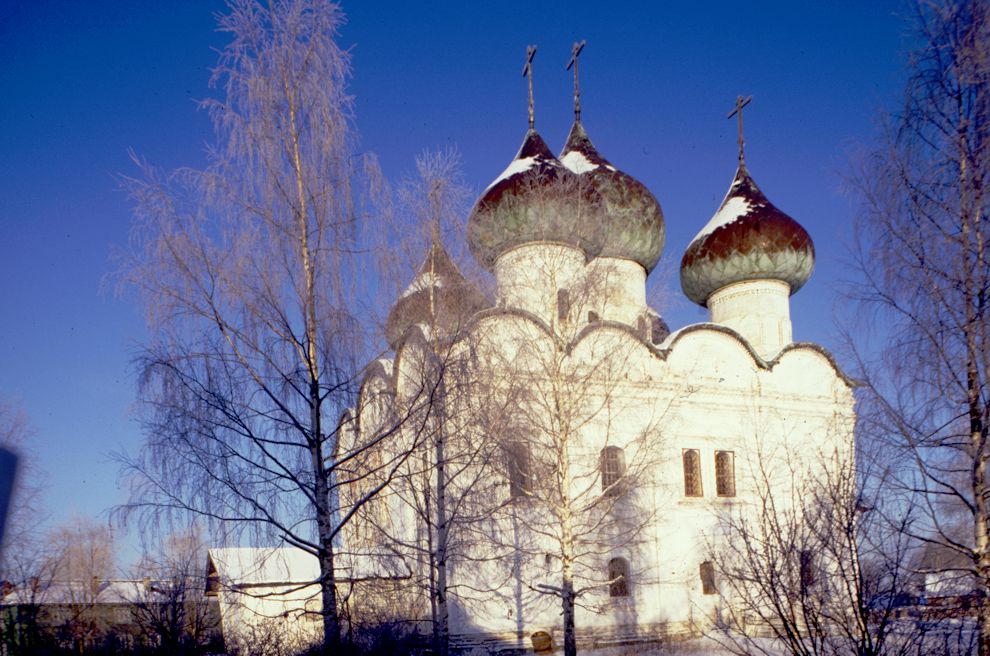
[728,95,753,164]
[566,40,586,122]
[522,45,537,130]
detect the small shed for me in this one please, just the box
[206,547,322,654]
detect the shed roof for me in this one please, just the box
[207,547,319,587]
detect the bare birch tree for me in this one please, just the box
[0,399,44,573]
[46,517,117,653]
[128,529,221,654]
[468,204,671,656]
[340,151,501,656]
[116,1,411,649]
[708,438,940,656]
[848,1,990,653]
[388,153,494,656]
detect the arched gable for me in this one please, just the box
[664,325,763,384]
[662,323,854,389]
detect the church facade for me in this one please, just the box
[340,85,855,652]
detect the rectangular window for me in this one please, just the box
[601,446,625,496]
[557,288,570,322]
[715,450,735,497]
[683,449,702,497]
[508,442,532,499]
[700,561,716,595]
[799,549,816,594]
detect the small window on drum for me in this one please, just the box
[557,288,570,322]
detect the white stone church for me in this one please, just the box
[340,81,855,653]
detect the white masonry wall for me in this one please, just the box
[349,242,854,653]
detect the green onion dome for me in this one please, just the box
[467,129,604,271]
[559,121,665,273]
[386,239,487,346]
[680,164,815,306]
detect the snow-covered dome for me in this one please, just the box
[467,129,603,271]
[680,164,815,306]
[559,121,665,273]
[386,239,487,346]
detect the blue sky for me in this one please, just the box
[0,1,910,558]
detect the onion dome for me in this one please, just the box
[680,164,815,306]
[385,239,487,346]
[467,129,603,270]
[558,121,665,272]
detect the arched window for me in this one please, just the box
[715,450,735,497]
[506,441,532,499]
[608,557,629,597]
[683,449,702,497]
[700,561,716,595]
[600,446,625,496]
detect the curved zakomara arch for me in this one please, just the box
[661,323,856,388]
[334,406,358,454]
[461,309,854,390]
[355,357,396,442]
[346,313,855,441]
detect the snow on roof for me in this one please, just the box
[373,358,393,377]
[207,547,319,587]
[483,156,537,192]
[560,150,597,174]
[1,579,179,606]
[560,150,615,174]
[658,327,686,350]
[690,195,753,244]
[399,271,443,298]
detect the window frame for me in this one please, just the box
[557,288,570,322]
[507,441,532,499]
[607,557,629,597]
[715,450,736,497]
[700,560,716,595]
[682,448,703,497]
[600,446,626,496]
[799,549,816,594]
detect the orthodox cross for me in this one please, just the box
[523,45,537,130]
[728,94,753,164]
[566,40,586,122]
